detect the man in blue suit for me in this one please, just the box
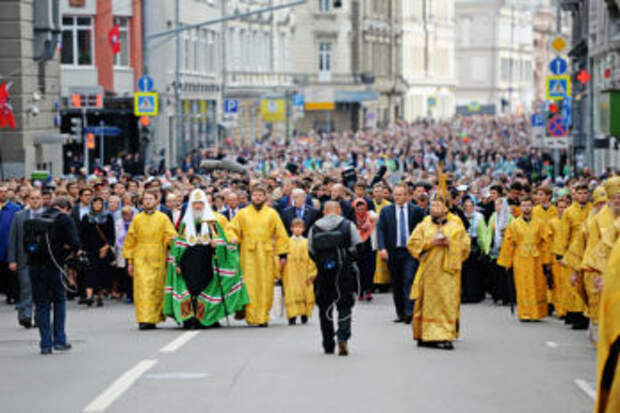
[376,183,424,324]
[0,185,22,305]
[280,188,320,236]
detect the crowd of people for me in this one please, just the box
[1,115,619,411]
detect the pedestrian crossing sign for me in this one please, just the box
[546,75,571,100]
[134,92,158,116]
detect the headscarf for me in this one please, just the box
[88,197,108,225]
[182,189,217,246]
[352,197,374,242]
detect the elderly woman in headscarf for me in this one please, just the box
[80,196,116,307]
[460,196,487,303]
[352,197,377,301]
[484,197,515,305]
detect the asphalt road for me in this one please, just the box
[0,294,596,413]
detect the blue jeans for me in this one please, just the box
[30,265,67,350]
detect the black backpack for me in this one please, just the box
[310,219,351,272]
[23,209,60,265]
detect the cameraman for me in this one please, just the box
[308,201,362,356]
[29,197,81,355]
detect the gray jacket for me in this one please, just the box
[8,209,31,270]
[307,214,362,256]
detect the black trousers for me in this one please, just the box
[0,262,19,302]
[316,266,356,351]
[387,248,418,319]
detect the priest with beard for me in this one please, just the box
[164,189,249,329]
[227,185,290,327]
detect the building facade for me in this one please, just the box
[145,0,220,168]
[0,0,64,177]
[59,0,143,172]
[455,0,535,115]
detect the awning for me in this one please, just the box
[33,134,72,145]
[335,90,379,103]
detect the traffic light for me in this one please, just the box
[139,125,151,144]
[95,93,103,108]
[87,132,95,149]
[71,93,81,108]
[70,117,82,139]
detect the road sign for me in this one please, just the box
[292,94,305,107]
[531,113,544,127]
[550,35,567,53]
[561,97,572,127]
[305,88,334,111]
[549,57,567,76]
[261,99,285,122]
[224,99,239,114]
[137,75,154,92]
[547,115,568,137]
[546,75,571,100]
[468,101,481,113]
[427,97,437,108]
[83,126,122,136]
[134,92,158,116]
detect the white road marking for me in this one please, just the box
[574,379,596,400]
[83,359,158,412]
[144,372,208,380]
[160,331,200,353]
[546,341,559,348]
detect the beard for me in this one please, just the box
[252,200,265,210]
[192,208,204,220]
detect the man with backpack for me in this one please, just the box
[24,197,81,355]
[308,201,362,356]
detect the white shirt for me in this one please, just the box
[395,203,409,248]
[79,204,90,219]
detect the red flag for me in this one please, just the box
[108,25,121,55]
[0,82,16,129]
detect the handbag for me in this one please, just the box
[95,223,117,265]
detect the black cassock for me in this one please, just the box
[179,244,215,297]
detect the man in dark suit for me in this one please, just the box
[376,183,424,324]
[280,188,320,236]
[221,191,242,222]
[71,187,93,229]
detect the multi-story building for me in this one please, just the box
[59,0,144,172]
[224,0,295,144]
[0,0,64,177]
[401,0,456,120]
[455,0,535,115]
[145,0,220,168]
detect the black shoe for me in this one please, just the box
[139,323,156,330]
[78,297,88,305]
[19,318,32,329]
[288,318,296,326]
[405,315,413,325]
[96,298,103,307]
[572,319,589,330]
[301,316,308,324]
[54,343,72,352]
[324,347,335,355]
[436,341,454,350]
[258,323,268,328]
[417,340,431,348]
[41,348,52,355]
[85,298,94,307]
[393,318,405,323]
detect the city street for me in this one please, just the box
[0,294,596,413]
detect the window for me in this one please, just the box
[204,30,217,74]
[241,30,250,71]
[278,32,286,72]
[193,29,200,72]
[61,16,94,66]
[319,0,330,13]
[318,42,331,81]
[113,17,130,67]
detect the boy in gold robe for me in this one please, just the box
[282,219,317,325]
